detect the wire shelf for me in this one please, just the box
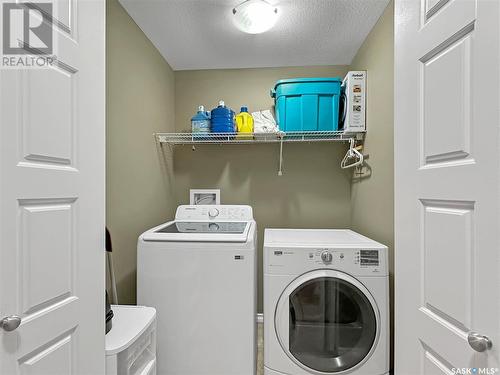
[156,131,362,145]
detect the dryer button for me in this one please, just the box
[321,251,333,263]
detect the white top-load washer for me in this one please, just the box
[264,229,389,375]
[137,205,257,375]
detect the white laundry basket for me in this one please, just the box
[105,305,157,375]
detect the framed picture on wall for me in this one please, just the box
[190,189,221,205]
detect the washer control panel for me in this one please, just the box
[176,205,253,221]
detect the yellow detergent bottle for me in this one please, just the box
[235,107,254,139]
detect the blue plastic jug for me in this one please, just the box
[191,106,211,133]
[210,101,235,133]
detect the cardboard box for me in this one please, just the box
[341,71,366,132]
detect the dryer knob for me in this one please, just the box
[321,251,333,263]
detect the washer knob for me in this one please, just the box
[321,251,333,263]
[208,208,219,218]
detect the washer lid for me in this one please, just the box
[157,221,247,234]
[141,220,253,243]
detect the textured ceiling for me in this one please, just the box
[118,0,390,71]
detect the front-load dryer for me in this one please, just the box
[264,229,389,375]
[138,205,257,375]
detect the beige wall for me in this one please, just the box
[349,1,394,366]
[106,1,394,323]
[106,0,176,304]
[174,66,351,311]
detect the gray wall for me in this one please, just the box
[349,1,394,367]
[174,66,351,311]
[106,0,176,304]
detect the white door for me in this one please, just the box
[0,0,105,374]
[395,0,500,373]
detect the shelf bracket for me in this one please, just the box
[278,133,284,176]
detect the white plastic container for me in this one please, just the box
[105,305,157,375]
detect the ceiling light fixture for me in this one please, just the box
[232,0,278,34]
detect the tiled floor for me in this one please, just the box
[257,322,264,375]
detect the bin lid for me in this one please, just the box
[274,77,342,88]
[105,305,156,356]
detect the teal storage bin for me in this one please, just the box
[270,77,342,132]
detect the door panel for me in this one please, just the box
[23,66,76,165]
[19,331,75,375]
[19,198,76,313]
[421,343,455,375]
[30,0,75,35]
[422,200,474,330]
[395,0,500,372]
[421,29,472,165]
[0,0,105,374]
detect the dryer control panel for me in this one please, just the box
[175,205,254,221]
[265,247,388,277]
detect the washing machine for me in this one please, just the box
[137,205,257,375]
[264,229,389,375]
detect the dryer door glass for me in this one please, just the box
[288,277,376,372]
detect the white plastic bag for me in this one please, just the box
[252,110,278,133]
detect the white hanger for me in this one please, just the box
[341,138,364,169]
